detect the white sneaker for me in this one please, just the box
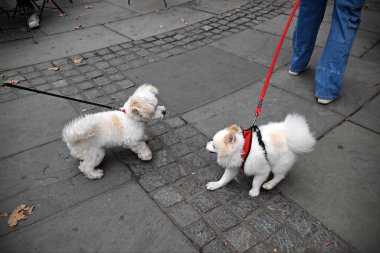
[28,13,40,29]
[317,98,336,105]
[288,64,310,76]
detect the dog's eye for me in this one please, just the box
[213,144,216,149]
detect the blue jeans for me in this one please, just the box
[290,0,365,99]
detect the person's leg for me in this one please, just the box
[290,0,328,73]
[315,0,365,101]
[17,0,35,15]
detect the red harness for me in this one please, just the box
[241,129,253,167]
[241,126,268,169]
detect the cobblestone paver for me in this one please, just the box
[0,0,358,252]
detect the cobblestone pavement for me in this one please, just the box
[1,0,378,252]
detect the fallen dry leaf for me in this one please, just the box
[73,58,83,64]
[0,213,8,217]
[74,25,83,30]
[0,74,4,78]
[20,27,28,32]
[234,5,241,11]
[47,66,60,71]
[324,240,334,246]
[58,12,67,17]
[4,79,20,85]
[179,18,188,24]
[8,204,28,227]
[84,5,93,9]
[81,108,87,112]
[27,206,34,215]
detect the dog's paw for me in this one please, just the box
[139,152,152,161]
[249,189,260,197]
[206,182,220,191]
[262,182,274,190]
[86,169,104,180]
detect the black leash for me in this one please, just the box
[2,83,118,110]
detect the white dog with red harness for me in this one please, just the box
[205,114,316,197]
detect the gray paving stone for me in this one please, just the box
[211,29,292,68]
[182,81,344,139]
[0,181,197,253]
[191,191,220,212]
[40,2,138,35]
[106,7,213,40]
[153,186,184,207]
[265,195,297,220]
[202,240,233,253]
[362,42,380,64]
[174,125,199,139]
[247,211,282,239]
[224,226,260,253]
[168,203,201,227]
[125,46,268,114]
[169,142,192,158]
[148,149,175,168]
[350,94,380,133]
[0,94,77,158]
[148,122,169,136]
[255,14,380,57]
[278,122,380,253]
[210,181,241,202]
[138,171,168,192]
[159,131,181,146]
[229,193,260,218]
[185,0,251,14]
[159,162,187,182]
[165,117,186,128]
[183,219,216,247]
[311,229,348,253]
[268,226,304,253]
[180,153,208,170]
[175,176,203,197]
[0,26,131,70]
[183,134,208,151]
[129,162,154,176]
[51,79,68,88]
[287,210,323,238]
[210,208,240,231]
[195,165,223,184]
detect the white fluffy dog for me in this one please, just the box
[205,114,316,197]
[62,84,166,179]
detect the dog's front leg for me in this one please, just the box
[128,141,152,161]
[206,167,238,191]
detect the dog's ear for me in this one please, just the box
[224,132,236,145]
[130,98,155,117]
[227,124,239,133]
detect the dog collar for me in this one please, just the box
[241,126,268,169]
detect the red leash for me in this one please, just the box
[252,0,300,126]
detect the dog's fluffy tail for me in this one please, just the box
[284,114,316,154]
[62,116,97,145]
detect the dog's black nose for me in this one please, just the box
[162,110,167,115]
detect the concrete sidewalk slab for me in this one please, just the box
[39,2,138,35]
[0,181,197,253]
[350,94,380,133]
[182,81,343,139]
[125,46,268,114]
[269,56,380,116]
[362,41,380,64]
[106,0,192,14]
[184,0,251,14]
[105,7,213,40]
[278,122,380,253]
[0,146,132,236]
[0,26,131,70]
[211,29,292,68]
[0,94,77,158]
[255,15,380,57]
